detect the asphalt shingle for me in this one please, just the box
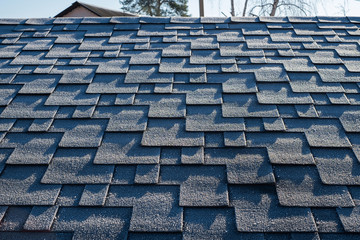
[93,106,147,131]
[142,119,204,147]
[186,106,245,132]
[46,85,100,106]
[87,74,138,93]
[42,148,113,184]
[23,206,58,231]
[223,94,279,117]
[0,16,359,238]
[161,165,229,207]
[86,58,130,73]
[0,132,61,164]
[126,65,173,83]
[247,132,315,164]
[230,185,317,232]
[275,166,354,207]
[0,166,61,205]
[94,132,160,164]
[53,207,131,240]
[1,95,58,118]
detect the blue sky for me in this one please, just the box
[0,0,360,18]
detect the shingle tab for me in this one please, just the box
[130,190,183,232]
[42,148,113,184]
[135,94,185,118]
[53,207,131,240]
[186,106,245,131]
[257,83,313,104]
[285,118,351,147]
[270,29,313,42]
[275,166,354,207]
[183,208,242,240]
[46,44,90,58]
[12,74,60,93]
[318,65,360,82]
[0,206,32,231]
[173,83,222,105]
[86,58,130,73]
[247,132,314,164]
[134,164,160,184]
[206,148,275,184]
[24,206,58,231]
[178,36,218,49]
[56,185,84,206]
[94,132,160,164]
[0,59,22,74]
[125,65,173,83]
[109,30,150,43]
[161,165,229,206]
[223,94,279,117]
[181,147,204,164]
[121,50,162,65]
[312,208,344,233]
[46,85,100,106]
[50,119,106,147]
[51,66,96,84]
[0,132,61,164]
[207,73,257,93]
[190,50,235,64]
[12,51,57,65]
[79,185,109,206]
[138,24,176,36]
[93,106,148,131]
[0,166,61,205]
[253,64,289,82]
[219,42,264,57]
[246,36,290,49]
[160,58,206,73]
[87,74,138,93]
[142,119,204,147]
[152,43,191,57]
[312,148,360,185]
[1,95,58,118]
[288,72,344,93]
[0,85,20,106]
[230,185,317,232]
[293,23,336,35]
[0,45,23,58]
[48,31,85,43]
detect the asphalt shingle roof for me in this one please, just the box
[0,16,360,239]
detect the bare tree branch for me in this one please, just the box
[243,0,249,16]
[277,2,310,15]
[249,3,273,16]
[246,0,315,16]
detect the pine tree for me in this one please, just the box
[119,0,189,16]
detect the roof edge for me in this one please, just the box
[54,1,136,18]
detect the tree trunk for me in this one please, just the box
[156,0,161,16]
[199,0,204,16]
[270,0,279,16]
[242,0,249,16]
[230,0,235,16]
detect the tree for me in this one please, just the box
[243,0,315,16]
[119,0,189,16]
[230,0,235,16]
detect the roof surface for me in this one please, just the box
[0,16,360,239]
[55,1,136,17]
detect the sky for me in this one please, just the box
[0,0,360,18]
